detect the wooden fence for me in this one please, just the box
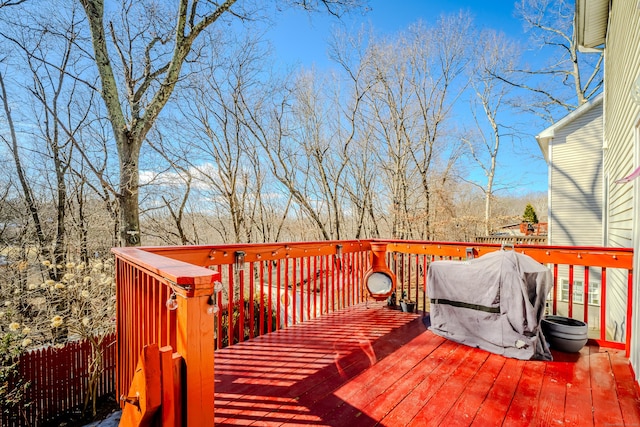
[2,332,117,427]
[474,235,547,245]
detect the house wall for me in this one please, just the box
[548,99,603,247]
[602,1,640,379]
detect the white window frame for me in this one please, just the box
[560,279,600,306]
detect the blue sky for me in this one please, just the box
[269,1,528,68]
[266,0,550,195]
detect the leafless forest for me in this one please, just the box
[0,0,599,350]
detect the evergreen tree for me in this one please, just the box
[523,203,538,224]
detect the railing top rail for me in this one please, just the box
[111,247,218,296]
[137,240,371,266]
[114,239,633,272]
[381,240,633,270]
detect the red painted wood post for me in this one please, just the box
[626,269,633,357]
[173,270,219,426]
[601,268,607,342]
[239,266,245,342]
[249,262,256,338]
[552,264,558,315]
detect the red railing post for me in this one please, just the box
[601,268,607,342]
[113,248,220,426]
[173,275,217,426]
[626,270,633,357]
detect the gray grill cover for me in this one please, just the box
[427,250,552,360]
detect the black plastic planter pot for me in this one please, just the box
[400,301,415,313]
[541,315,588,353]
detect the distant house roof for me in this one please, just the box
[575,0,610,51]
[535,93,603,161]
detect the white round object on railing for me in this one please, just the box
[214,281,224,293]
[165,293,178,311]
[366,272,393,296]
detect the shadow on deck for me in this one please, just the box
[214,303,640,426]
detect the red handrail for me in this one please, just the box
[112,247,220,426]
[383,240,633,353]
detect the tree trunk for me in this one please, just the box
[118,136,142,246]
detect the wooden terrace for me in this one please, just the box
[214,303,640,426]
[112,240,639,426]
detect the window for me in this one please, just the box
[560,279,600,305]
[560,279,583,303]
[588,281,600,305]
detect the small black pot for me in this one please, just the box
[400,300,415,313]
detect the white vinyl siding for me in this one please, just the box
[603,2,639,249]
[601,1,640,376]
[548,102,603,247]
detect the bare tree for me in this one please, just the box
[0,0,25,6]
[78,0,366,246]
[328,29,381,239]
[0,71,49,263]
[142,137,199,245]
[0,5,100,278]
[289,66,371,240]
[506,0,602,120]
[359,34,416,239]
[464,30,519,236]
[404,14,470,239]
[176,32,261,244]
[335,16,469,239]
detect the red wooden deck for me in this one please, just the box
[214,303,640,426]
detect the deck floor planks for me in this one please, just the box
[470,357,526,426]
[437,353,507,427]
[215,305,423,426]
[590,349,625,426]
[379,343,477,426]
[533,353,571,427]
[318,326,445,425]
[349,338,460,426]
[257,310,424,425]
[562,345,593,427]
[406,347,490,426]
[212,303,640,427]
[502,359,546,425]
[214,341,336,424]
[609,348,640,427]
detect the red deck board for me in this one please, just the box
[317,328,444,424]
[212,303,640,427]
[356,343,476,425]
[503,360,546,425]
[535,354,571,426]
[562,345,593,427]
[591,350,624,426]
[470,358,525,426]
[437,353,506,426]
[610,351,640,426]
[349,339,460,426]
[407,348,490,426]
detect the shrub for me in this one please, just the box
[0,258,116,416]
[0,332,30,425]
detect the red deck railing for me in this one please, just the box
[112,240,634,425]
